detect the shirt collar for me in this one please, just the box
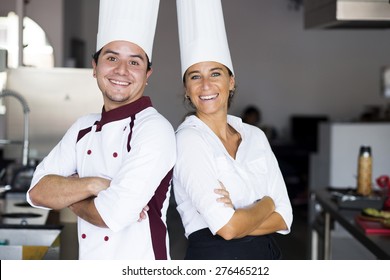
[178,114,244,135]
[99,96,153,126]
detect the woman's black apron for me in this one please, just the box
[185,228,282,260]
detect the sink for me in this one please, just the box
[1,212,43,225]
[2,192,49,225]
[0,224,62,260]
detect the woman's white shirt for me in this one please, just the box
[173,115,293,238]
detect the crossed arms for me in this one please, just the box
[28,174,148,228]
[214,184,288,240]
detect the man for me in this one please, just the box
[27,0,176,260]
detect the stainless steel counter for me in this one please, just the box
[0,224,62,260]
[310,188,390,259]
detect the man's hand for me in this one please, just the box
[68,173,110,196]
[89,177,111,196]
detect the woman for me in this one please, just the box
[173,0,293,260]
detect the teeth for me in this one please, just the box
[110,79,130,86]
[199,94,218,100]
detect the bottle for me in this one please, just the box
[357,146,372,196]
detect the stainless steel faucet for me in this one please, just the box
[0,90,30,166]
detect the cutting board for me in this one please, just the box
[355,216,390,235]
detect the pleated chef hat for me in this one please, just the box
[176,0,234,78]
[96,0,160,61]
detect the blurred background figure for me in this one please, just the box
[241,105,261,126]
[241,105,277,141]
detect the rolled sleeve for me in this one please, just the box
[174,128,235,236]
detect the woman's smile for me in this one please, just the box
[199,93,219,101]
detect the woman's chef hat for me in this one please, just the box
[96,0,160,61]
[176,0,234,78]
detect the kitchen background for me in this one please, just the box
[0,0,389,260]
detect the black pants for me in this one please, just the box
[185,228,282,260]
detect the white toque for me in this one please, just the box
[96,0,160,62]
[176,0,234,78]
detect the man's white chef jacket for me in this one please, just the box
[27,96,176,260]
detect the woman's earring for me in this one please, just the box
[229,87,236,97]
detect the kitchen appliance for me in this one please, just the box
[304,0,390,29]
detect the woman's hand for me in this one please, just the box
[214,181,234,209]
[138,205,150,222]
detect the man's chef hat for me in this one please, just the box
[96,0,160,62]
[176,0,234,78]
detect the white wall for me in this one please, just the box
[4,67,101,160]
[310,122,390,189]
[135,0,390,134]
[1,0,390,136]
[0,0,64,68]
[63,0,99,67]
